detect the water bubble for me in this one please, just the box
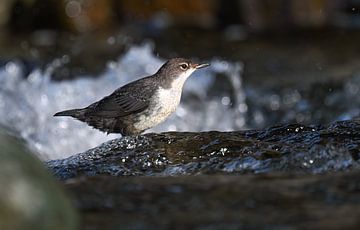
[283,90,301,106]
[269,94,280,110]
[254,111,265,125]
[5,62,21,75]
[345,82,359,95]
[65,1,82,18]
[107,36,116,45]
[61,55,70,64]
[235,117,245,127]
[238,103,248,113]
[221,96,230,106]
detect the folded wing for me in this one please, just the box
[86,92,149,117]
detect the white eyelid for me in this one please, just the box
[179,63,189,69]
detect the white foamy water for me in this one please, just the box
[0,43,245,160]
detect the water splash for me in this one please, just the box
[0,43,245,160]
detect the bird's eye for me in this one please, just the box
[180,63,188,70]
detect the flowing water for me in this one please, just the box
[3,38,360,229]
[0,43,245,160]
[1,42,360,178]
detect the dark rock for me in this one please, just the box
[45,120,360,229]
[47,120,360,180]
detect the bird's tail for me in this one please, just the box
[54,108,85,118]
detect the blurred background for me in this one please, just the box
[1,0,360,159]
[0,0,360,81]
[2,2,360,228]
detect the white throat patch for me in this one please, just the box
[157,68,195,108]
[170,69,196,89]
[133,68,196,131]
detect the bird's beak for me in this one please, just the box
[192,63,210,69]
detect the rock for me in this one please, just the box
[48,120,360,180]
[0,129,78,230]
[46,120,360,228]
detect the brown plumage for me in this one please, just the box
[54,58,209,135]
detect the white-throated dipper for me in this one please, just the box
[54,58,210,135]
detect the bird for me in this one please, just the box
[54,58,210,135]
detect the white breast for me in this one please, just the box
[133,69,195,131]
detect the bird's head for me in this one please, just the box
[157,58,210,83]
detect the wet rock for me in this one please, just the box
[46,120,360,228]
[65,172,360,229]
[0,129,78,229]
[47,120,360,180]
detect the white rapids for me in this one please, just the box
[0,43,246,160]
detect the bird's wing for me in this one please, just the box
[86,92,149,118]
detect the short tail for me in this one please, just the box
[54,108,84,118]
